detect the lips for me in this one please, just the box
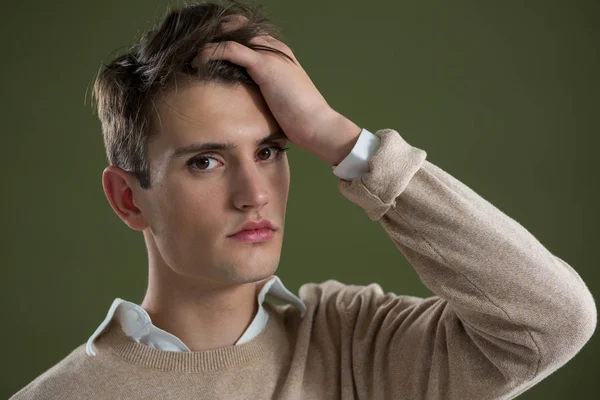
[228,228,274,243]
[228,219,276,236]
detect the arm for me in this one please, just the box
[197,29,596,398]
[335,128,596,399]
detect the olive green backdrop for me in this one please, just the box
[2,0,598,398]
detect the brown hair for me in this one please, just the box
[92,0,293,189]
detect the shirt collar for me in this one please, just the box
[86,275,305,356]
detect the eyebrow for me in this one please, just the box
[169,131,288,161]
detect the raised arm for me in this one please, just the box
[198,27,596,399]
[334,128,596,399]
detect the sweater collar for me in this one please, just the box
[94,301,286,372]
[86,275,305,357]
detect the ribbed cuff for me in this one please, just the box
[337,129,427,221]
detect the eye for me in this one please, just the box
[257,145,289,162]
[187,155,222,172]
[186,145,289,174]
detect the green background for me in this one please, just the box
[2,0,598,398]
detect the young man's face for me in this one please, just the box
[133,80,290,286]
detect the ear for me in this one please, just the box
[102,166,149,231]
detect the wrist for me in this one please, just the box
[311,111,362,166]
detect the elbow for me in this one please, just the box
[571,285,597,348]
[540,282,597,368]
[544,257,597,356]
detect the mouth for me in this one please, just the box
[227,228,275,243]
[227,219,276,242]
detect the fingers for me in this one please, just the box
[219,15,249,34]
[194,41,259,69]
[212,13,296,63]
[248,34,298,64]
[191,26,296,70]
[248,34,289,53]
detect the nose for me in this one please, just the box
[231,160,269,211]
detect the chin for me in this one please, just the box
[206,252,278,285]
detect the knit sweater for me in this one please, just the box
[11,129,597,400]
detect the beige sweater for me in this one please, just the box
[11,129,596,400]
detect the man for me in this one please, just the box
[11,0,596,399]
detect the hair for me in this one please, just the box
[91,0,293,189]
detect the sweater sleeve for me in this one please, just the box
[335,128,597,400]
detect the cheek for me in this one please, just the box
[274,160,291,203]
[156,179,225,235]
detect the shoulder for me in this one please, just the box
[10,343,95,400]
[299,279,370,306]
[298,279,426,319]
[299,279,416,306]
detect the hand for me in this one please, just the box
[194,18,362,166]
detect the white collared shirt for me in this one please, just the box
[86,275,306,355]
[86,128,380,355]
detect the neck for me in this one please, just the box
[140,234,269,351]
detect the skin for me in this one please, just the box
[102,17,362,351]
[104,81,292,350]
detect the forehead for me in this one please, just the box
[148,80,280,159]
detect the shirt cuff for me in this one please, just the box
[332,128,381,181]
